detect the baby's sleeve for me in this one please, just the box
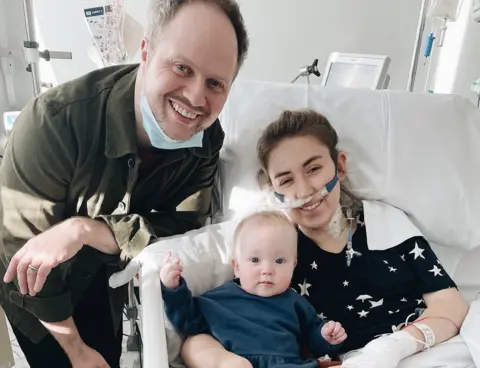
[294,292,342,357]
[161,277,210,336]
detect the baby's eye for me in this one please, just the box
[251,257,259,263]
[275,258,284,264]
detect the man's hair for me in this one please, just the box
[146,0,249,70]
[232,210,296,258]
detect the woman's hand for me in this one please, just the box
[160,252,183,289]
[3,218,84,296]
[341,330,419,368]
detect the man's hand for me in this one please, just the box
[160,252,183,289]
[321,321,347,345]
[40,317,110,367]
[70,344,111,368]
[3,219,84,296]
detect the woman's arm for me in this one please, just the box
[404,287,469,349]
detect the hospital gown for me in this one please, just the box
[292,212,457,357]
[161,278,341,367]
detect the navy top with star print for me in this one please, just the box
[292,213,457,354]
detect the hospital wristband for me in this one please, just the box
[412,323,435,349]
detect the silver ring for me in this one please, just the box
[28,265,38,272]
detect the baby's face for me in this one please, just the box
[233,220,297,297]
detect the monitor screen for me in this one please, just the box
[325,62,381,89]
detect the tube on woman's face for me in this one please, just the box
[272,175,339,210]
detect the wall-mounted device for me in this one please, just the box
[321,53,391,90]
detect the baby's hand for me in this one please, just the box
[321,320,347,345]
[159,252,183,289]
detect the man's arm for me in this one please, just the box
[98,130,223,261]
[0,98,78,327]
[0,99,127,356]
[40,318,85,360]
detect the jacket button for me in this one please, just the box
[118,201,126,211]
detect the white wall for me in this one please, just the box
[0,0,34,113]
[235,0,426,91]
[32,0,146,86]
[1,0,479,107]
[433,0,480,104]
[3,0,430,92]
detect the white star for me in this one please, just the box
[298,279,311,296]
[389,266,397,273]
[356,295,372,303]
[347,305,354,310]
[416,299,424,305]
[369,298,384,309]
[343,280,349,287]
[429,265,443,276]
[358,310,369,318]
[388,310,394,314]
[317,312,327,320]
[401,297,408,302]
[310,261,318,270]
[383,260,389,264]
[319,354,332,362]
[400,254,405,261]
[409,243,425,260]
[356,217,365,227]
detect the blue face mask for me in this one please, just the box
[140,93,204,150]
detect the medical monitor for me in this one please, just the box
[322,53,391,90]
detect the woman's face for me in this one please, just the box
[267,135,346,232]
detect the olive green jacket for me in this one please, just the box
[0,64,224,343]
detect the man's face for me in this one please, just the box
[139,2,238,141]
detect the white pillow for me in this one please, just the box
[122,216,479,367]
[217,80,480,251]
[117,219,239,367]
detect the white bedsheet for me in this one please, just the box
[110,220,480,368]
[109,82,480,368]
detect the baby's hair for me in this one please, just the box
[232,210,296,258]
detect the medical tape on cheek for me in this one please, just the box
[271,175,339,210]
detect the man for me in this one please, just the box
[0,0,248,366]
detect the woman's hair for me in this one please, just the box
[256,108,359,210]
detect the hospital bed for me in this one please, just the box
[110,80,480,368]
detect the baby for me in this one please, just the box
[160,210,347,368]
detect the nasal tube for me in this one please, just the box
[271,175,339,210]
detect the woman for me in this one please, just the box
[181,109,471,368]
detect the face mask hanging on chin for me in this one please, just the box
[140,92,204,150]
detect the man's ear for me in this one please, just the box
[337,152,348,180]
[140,39,148,62]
